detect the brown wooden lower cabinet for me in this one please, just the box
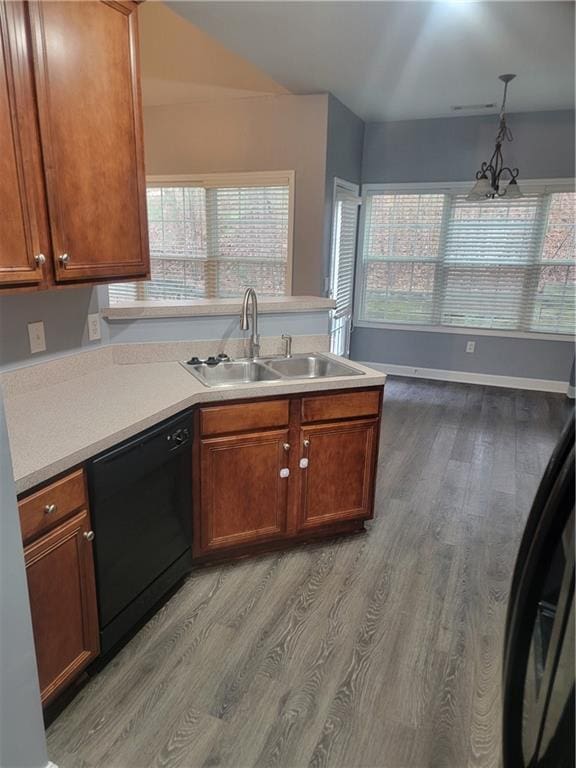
[195,387,383,558]
[200,429,290,551]
[298,418,379,531]
[21,477,99,706]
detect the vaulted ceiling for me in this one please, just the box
[167,1,575,121]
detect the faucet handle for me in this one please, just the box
[282,334,292,358]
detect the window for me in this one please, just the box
[356,183,575,336]
[109,172,294,303]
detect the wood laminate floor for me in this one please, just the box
[47,378,572,768]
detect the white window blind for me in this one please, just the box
[109,173,293,303]
[329,183,361,355]
[357,186,575,336]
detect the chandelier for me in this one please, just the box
[468,74,523,200]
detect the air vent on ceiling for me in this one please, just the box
[451,103,496,112]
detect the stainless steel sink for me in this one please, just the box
[182,360,281,387]
[181,353,364,387]
[261,354,364,379]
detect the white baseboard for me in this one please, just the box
[567,384,575,399]
[358,361,570,394]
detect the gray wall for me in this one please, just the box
[0,393,48,768]
[0,287,105,370]
[105,310,329,345]
[323,95,365,290]
[326,94,365,186]
[352,110,575,382]
[362,109,575,183]
[352,327,573,383]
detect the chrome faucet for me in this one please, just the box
[240,287,260,359]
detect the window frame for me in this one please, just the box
[354,178,575,340]
[132,170,296,301]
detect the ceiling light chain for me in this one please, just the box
[468,74,523,200]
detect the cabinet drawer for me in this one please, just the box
[200,400,290,436]
[19,469,86,543]
[301,390,380,423]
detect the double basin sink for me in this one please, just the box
[182,353,364,388]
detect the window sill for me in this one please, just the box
[102,296,336,321]
[354,320,575,342]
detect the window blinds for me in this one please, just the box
[329,185,361,355]
[109,178,291,303]
[358,188,575,335]
[360,193,445,325]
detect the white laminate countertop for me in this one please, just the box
[3,355,385,495]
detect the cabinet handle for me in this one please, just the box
[283,443,290,452]
[83,530,95,542]
[279,468,290,478]
[59,253,70,266]
[300,438,311,469]
[44,503,57,515]
[35,253,46,266]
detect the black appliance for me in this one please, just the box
[88,412,193,655]
[503,411,574,768]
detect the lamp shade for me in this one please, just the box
[505,178,523,199]
[467,175,492,200]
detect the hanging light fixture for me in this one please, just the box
[468,74,523,200]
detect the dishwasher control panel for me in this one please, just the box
[167,426,190,447]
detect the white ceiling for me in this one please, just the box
[168,1,575,122]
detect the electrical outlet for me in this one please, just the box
[87,313,101,341]
[466,340,476,354]
[28,321,46,354]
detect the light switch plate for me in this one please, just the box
[466,340,476,354]
[87,313,101,341]
[28,321,46,354]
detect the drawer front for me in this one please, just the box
[19,469,87,543]
[301,390,381,423]
[200,400,290,437]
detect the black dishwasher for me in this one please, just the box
[88,411,193,654]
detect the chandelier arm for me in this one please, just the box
[475,161,491,181]
[499,166,520,181]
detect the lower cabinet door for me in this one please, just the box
[298,419,379,530]
[24,509,99,705]
[200,429,290,552]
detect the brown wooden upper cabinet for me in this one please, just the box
[0,1,48,287]
[0,0,149,290]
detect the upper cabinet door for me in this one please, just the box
[29,0,150,283]
[0,2,48,287]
